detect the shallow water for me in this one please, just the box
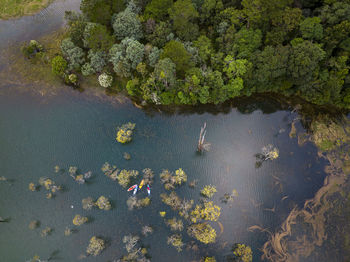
[0,86,328,261]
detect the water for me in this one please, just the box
[0,1,332,261]
[0,87,328,261]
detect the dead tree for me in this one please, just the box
[197,122,211,153]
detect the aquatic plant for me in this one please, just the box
[261,144,279,160]
[188,179,198,188]
[187,223,216,244]
[204,257,216,262]
[54,165,60,173]
[117,169,139,188]
[166,217,184,231]
[167,234,184,252]
[190,201,221,223]
[255,144,279,167]
[142,168,154,185]
[201,185,217,198]
[174,168,187,185]
[68,166,78,176]
[232,243,253,262]
[95,196,111,210]
[98,73,113,88]
[123,234,140,253]
[38,177,61,197]
[40,227,52,237]
[160,191,182,210]
[126,196,151,210]
[123,152,131,160]
[141,225,153,236]
[101,162,119,180]
[221,189,238,204]
[116,122,136,144]
[82,197,95,210]
[28,182,37,192]
[64,227,72,236]
[73,214,88,226]
[160,169,175,190]
[178,199,194,219]
[86,236,105,256]
[160,168,187,190]
[28,220,39,230]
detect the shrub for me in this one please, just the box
[51,55,67,76]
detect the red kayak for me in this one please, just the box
[127,184,137,192]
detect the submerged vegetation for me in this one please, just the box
[160,168,187,190]
[116,122,136,143]
[86,236,105,256]
[72,215,88,226]
[201,185,217,198]
[232,243,253,262]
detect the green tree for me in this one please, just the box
[160,40,193,75]
[242,0,292,29]
[232,27,262,59]
[145,21,172,47]
[80,0,113,26]
[288,39,326,84]
[144,0,173,21]
[51,55,67,76]
[154,58,177,88]
[300,17,323,41]
[61,38,85,71]
[112,8,143,40]
[83,23,114,51]
[168,0,199,40]
[88,50,107,72]
[193,35,214,64]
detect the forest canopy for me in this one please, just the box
[54,0,350,108]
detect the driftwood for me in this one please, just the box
[197,122,211,153]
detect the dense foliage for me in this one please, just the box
[57,0,350,108]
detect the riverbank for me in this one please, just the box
[0,0,52,20]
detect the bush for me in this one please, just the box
[51,56,68,76]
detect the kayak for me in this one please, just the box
[133,185,139,195]
[147,184,150,196]
[127,184,137,192]
[139,179,145,189]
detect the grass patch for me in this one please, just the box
[0,0,52,20]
